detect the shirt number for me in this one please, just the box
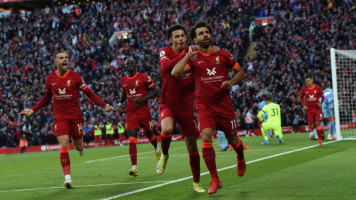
[271,108,278,116]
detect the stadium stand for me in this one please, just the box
[0,0,355,147]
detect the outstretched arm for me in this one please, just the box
[20,90,52,117]
[82,87,114,112]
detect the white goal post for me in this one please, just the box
[330,48,356,140]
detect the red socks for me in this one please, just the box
[160,132,171,155]
[148,134,158,149]
[189,150,200,183]
[316,126,324,140]
[232,138,244,160]
[60,147,70,175]
[202,142,219,180]
[129,137,137,166]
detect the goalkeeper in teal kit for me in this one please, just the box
[257,94,283,144]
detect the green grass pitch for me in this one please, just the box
[1,132,355,200]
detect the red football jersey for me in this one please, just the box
[300,85,324,109]
[120,72,154,117]
[43,70,87,120]
[187,49,239,112]
[159,46,195,108]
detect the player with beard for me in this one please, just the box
[172,21,246,195]
[19,50,115,188]
[118,58,161,177]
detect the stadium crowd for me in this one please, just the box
[0,0,355,147]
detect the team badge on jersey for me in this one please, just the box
[67,80,71,86]
[216,56,220,64]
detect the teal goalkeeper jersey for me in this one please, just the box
[257,102,281,124]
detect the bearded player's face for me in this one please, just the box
[195,27,211,49]
[170,30,186,52]
[55,52,69,73]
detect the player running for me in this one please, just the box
[118,58,161,177]
[19,50,115,188]
[300,74,325,146]
[172,20,246,195]
[257,94,283,144]
[157,24,206,193]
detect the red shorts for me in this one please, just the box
[53,118,83,140]
[125,115,153,132]
[160,104,199,137]
[197,106,237,137]
[306,108,323,125]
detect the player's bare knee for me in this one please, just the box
[185,137,198,152]
[161,128,173,135]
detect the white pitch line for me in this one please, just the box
[101,141,337,200]
[85,146,186,163]
[0,181,169,193]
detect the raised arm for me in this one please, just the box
[160,54,185,73]
[171,45,198,77]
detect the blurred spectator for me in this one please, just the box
[19,134,28,153]
[1,0,355,147]
[245,108,255,136]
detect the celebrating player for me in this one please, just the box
[118,58,161,177]
[321,82,336,140]
[172,20,246,195]
[157,24,205,193]
[300,74,325,145]
[257,94,283,144]
[19,50,115,188]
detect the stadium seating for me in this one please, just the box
[0,0,354,147]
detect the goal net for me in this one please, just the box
[330,48,356,140]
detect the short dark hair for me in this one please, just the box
[263,93,272,101]
[305,74,313,79]
[54,50,67,60]
[167,24,186,39]
[189,20,213,40]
